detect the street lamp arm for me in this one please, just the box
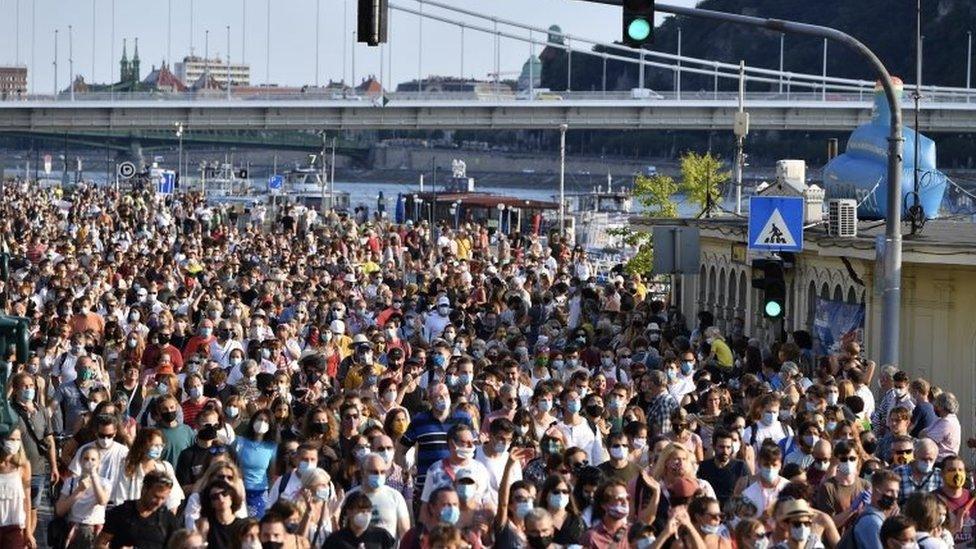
[573,0,904,366]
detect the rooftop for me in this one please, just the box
[632,216,976,265]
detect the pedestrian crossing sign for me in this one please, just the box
[748,196,804,252]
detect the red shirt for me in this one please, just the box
[581,520,630,549]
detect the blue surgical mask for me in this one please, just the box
[458,373,472,386]
[367,473,386,489]
[680,361,695,375]
[547,492,569,510]
[18,388,35,402]
[315,486,331,501]
[566,399,582,414]
[515,501,534,519]
[439,504,461,525]
[297,460,314,476]
[147,446,163,460]
[536,400,552,413]
[456,483,475,501]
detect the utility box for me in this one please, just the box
[652,226,701,275]
[803,184,825,224]
[828,199,858,237]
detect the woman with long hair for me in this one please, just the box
[0,429,31,548]
[111,427,184,511]
[538,474,586,545]
[54,446,111,549]
[234,409,278,518]
[183,460,247,530]
[199,479,247,549]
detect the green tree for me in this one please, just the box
[681,152,730,213]
[608,174,679,276]
[634,174,679,218]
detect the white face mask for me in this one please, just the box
[253,420,270,435]
[3,440,20,455]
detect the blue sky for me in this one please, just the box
[0,0,696,92]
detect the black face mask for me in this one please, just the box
[878,494,897,510]
[160,410,178,424]
[313,422,329,434]
[284,522,301,534]
[198,424,218,441]
[586,404,604,417]
[262,543,284,549]
[527,535,553,549]
[157,334,171,345]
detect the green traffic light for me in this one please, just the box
[627,18,652,41]
[765,301,783,318]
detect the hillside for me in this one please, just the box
[542,0,976,92]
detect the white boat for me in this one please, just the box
[278,159,350,212]
[560,174,635,254]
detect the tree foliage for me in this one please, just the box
[634,174,679,218]
[680,152,731,212]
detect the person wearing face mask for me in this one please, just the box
[175,408,237,491]
[922,392,962,461]
[741,444,789,516]
[688,496,732,549]
[894,438,942,505]
[528,386,557,439]
[111,428,185,511]
[804,439,834,488]
[556,388,602,466]
[55,356,100,435]
[343,338,383,391]
[933,455,975,546]
[475,418,523,506]
[209,321,244,369]
[842,470,903,549]
[149,394,193,468]
[234,411,278,518]
[343,454,410,539]
[646,370,680,438]
[598,432,640,485]
[481,384,520,436]
[772,498,818,549]
[784,422,823,469]
[54,446,111,549]
[420,424,491,520]
[424,296,453,343]
[180,372,211,427]
[400,487,464,549]
[743,393,790,454]
[580,479,636,549]
[141,328,184,374]
[181,319,217,362]
[0,429,31,548]
[398,382,474,518]
[811,440,870,527]
[9,371,59,536]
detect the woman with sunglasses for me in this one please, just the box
[538,474,586,546]
[689,496,732,549]
[199,479,247,549]
[733,517,771,549]
[182,461,247,530]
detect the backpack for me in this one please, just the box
[836,509,883,549]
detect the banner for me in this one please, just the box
[813,298,865,355]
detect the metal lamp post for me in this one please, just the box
[559,123,568,238]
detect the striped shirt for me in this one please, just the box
[400,410,473,493]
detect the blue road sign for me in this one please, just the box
[268,174,284,193]
[748,196,804,252]
[158,172,176,195]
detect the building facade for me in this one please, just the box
[175,56,250,87]
[0,66,27,97]
[638,217,976,442]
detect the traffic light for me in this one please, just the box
[752,259,786,319]
[358,0,389,46]
[623,0,655,47]
[0,315,29,437]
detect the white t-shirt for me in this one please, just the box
[741,477,788,516]
[345,485,409,538]
[266,470,304,505]
[69,441,130,490]
[855,385,876,419]
[420,458,492,504]
[474,446,523,507]
[110,460,184,510]
[60,474,113,524]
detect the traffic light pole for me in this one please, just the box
[576,0,904,367]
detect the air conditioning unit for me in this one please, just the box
[828,199,858,237]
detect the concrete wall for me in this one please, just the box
[371,145,660,179]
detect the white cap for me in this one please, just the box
[437,296,451,307]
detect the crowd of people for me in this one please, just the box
[0,181,969,549]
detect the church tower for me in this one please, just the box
[131,38,141,82]
[120,39,130,83]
